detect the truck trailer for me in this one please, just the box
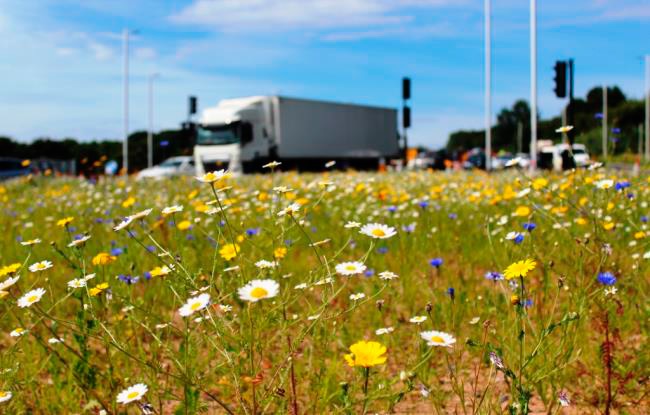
[193,96,400,174]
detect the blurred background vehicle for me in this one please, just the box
[0,157,31,180]
[136,156,195,180]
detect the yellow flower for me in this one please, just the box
[532,178,548,190]
[21,159,30,167]
[89,283,109,297]
[344,340,387,368]
[514,206,531,217]
[176,220,192,231]
[503,259,537,280]
[219,243,240,261]
[634,231,645,239]
[122,196,136,208]
[92,252,117,266]
[603,222,615,231]
[273,246,287,260]
[56,217,74,227]
[149,266,172,277]
[0,263,21,277]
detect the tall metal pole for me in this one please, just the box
[147,74,155,168]
[484,0,492,171]
[529,0,537,170]
[645,55,650,161]
[122,29,130,174]
[602,85,608,159]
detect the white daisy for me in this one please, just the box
[555,125,574,133]
[375,327,394,335]
[262,161,282,169]
[29,260,53,273]
[116,383,148,404]
[196,170,230,183]
[409,316,427,324]
[277,203,301,217]
[344,221,361,228]
[0,391,12,403]
[48,337,63,344]
[335,261,366,276]
[378,271,398,280]
[128,208,153,221]
[20,238,41,246]
[68,278,87,289]
[238,279,280,302]
[420,330,456,347]
[10,328,25,337]
[0,275,20,291]
[178,293,210,317]
[67,235,91,247]
[595,179,614,190]
[255,260,278,269]
[113,216,134,231]
[162,205,184,215]
[17,288,46,308]
[359,223,397,239]
[349,292,366,301]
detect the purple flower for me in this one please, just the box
[597,272,616,286]
[429,258,443,268]
[522,222,536,232]
[446,287,455,300]
[485,271,504,281]
[418,201,429,209]
[376,246,389,254]
[615,181,630,191]
[387,205,397,213]
[118,274,139,284]
[110,247,124,256]
[246,228,260,236]
[489,352,504,369]
[448,213,457,220]
[145,245,156,253]
[642,215,648,223]
[364,269,375,277]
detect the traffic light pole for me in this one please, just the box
[568,59,575,144]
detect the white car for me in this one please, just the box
[136,156,195,179]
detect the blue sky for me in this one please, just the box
[1,0,649,148]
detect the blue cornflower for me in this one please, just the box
[186,234,195,241]
[597,272,616,286]
[364,269,375,277]
[524,299,533,308]
[387,205,397,213]
[110,247,124,256]
[145,245,156,253]
[514,234,525,244]
[430,258,443,268]
[402,223,416,233]
[376,246,389,254]
[246,228,260,237]
[642,216,648,223]
[522,222,536,232]
[485,271,504,281]
[418,201,429,209]
[448,213,457,220]
[143,272,152,280]
[118,274,139,284]
[446,287,455,301]
[615,181,630,191]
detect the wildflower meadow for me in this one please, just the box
[0,167,648,414]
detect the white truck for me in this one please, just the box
[193,96,399,174]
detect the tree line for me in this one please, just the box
[446,86,645,156]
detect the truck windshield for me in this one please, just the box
[196,124,240,145]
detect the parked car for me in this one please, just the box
[538,144,591,171]
[0,158,31,180]
[136,156,195,180]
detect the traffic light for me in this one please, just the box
[402,77,411,100]
[189,96,197,115]
[403,106,411,129]
[553,61,567,98]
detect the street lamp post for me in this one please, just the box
[147,73,160,169]
[645,55,649,161]
[602,85,608,159]
[529,0,537,171]
[484,0,492,171]
[122,29,130,174]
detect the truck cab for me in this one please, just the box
[194,96,272,175]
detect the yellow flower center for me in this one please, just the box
[190,301,203,311]
[204,173,216,181]
[127,391,139,400]
[0,391,7,398]
[371,229,386,237]
[345,265,356,271]
[430,336,444,344]
[36,264,46,269]
[250,287,268,299]
[27,295,38,303]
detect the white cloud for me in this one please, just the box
[88,41,113,61]
[170,0,462,36]
[134,47,157,60]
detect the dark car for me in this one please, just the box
[0,158,30,180]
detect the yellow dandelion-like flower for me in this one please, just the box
[176,220,192,231]
[56,217,74,227]
[514,206,531,217]
[219,243,240,261]
[503,259,537,280]
[89,283,109,297]
[92,253,117,266]
[344,340,387,368]
[273,246,287,260]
